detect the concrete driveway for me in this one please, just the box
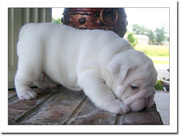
[154,91,169,125]
[154,63,169,125]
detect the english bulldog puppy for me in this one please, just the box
[15,23,157,114]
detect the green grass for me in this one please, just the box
[134,45,169,57]
[134,45,169,65]
[152,60,169,64]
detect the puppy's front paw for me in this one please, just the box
[17,89,37,100]
[107,100,130,115]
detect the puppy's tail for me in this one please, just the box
[18,23,31,39]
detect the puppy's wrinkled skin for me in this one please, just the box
[15,23,157,114]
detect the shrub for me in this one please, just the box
[127,32,138,47]
[52,18,62,24]
[154,80,164,90]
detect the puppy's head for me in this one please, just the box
[107,49,157,112]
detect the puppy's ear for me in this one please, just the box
[107,62,130,85]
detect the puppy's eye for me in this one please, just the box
[130,85,139,90]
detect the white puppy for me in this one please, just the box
[15,23,157,114]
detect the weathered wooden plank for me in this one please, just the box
[8,90,17,99]
[8,88,60,125]
[70,99,117,125]
[122,104,163,125]
[8,86,163,125]
[8,90,18,103]
[22,89,86,125]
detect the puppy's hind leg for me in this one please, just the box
[33,73,57,89]
[15,69,39,100]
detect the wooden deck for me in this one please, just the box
[8,86,163,125]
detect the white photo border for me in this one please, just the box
[0,0,178,134]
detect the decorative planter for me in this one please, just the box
[62,8,128,38]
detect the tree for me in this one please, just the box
[147,29,156,45]
[132,24,169,45]
[132,24,158,45]
[127,32,138,47]
[155,26,167,43]
[132,24,149,35]
[52,18,62,24]
[132,24,142,35]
